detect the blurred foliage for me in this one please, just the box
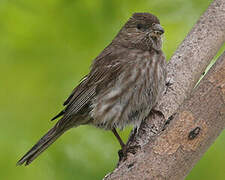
[0,0,224,179]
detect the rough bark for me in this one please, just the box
[105,52,225,180]
[104,0,225,179]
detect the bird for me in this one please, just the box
[17,12,167,166]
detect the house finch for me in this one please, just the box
[17,12,166,166]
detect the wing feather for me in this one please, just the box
[52,45,127,121]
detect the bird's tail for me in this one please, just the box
[17,123,67,166]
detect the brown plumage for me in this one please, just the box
[17,12,167,166]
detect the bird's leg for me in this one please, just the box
[112,128,128,160]
[112,128,125,149]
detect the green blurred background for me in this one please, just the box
[1,0,224,179]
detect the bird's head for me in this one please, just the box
[114,13,164,51]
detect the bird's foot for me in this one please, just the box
[118,145,140,162]
[165,79,173,94]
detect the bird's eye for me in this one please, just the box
[151,23,156,26]
[137,23,144,30]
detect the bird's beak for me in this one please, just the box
[152,24,164,36]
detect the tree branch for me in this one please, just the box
[104,0,225,179]
[106,51,225,180]
[159,0,225,120]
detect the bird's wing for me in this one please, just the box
[52,45,127,121]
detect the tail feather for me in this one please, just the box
[17,126,65,166]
